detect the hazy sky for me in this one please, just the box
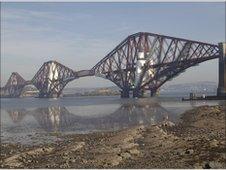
[1,2,225,88]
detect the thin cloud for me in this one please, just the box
[2,8,92,22]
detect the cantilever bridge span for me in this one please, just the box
[1,32,225,98]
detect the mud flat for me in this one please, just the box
[1,105,225,169]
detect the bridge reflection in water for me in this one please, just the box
[6,102,176,133]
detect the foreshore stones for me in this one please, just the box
[1,105,225,169]
[209,139,219,147]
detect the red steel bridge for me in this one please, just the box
[1,32,225,98]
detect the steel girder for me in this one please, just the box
[139,33,219,92]
[92,32,219,95]
[31,61,77,98]
[1,32,220,98]
[1,72,27,97]
[142,56,219,93]
[91,34,141,90]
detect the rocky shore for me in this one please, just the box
[1,105,225,169]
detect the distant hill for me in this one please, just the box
[160,81,217,94]
[63,86,120,97]
[63,86,120,95]
[63,81,217,96]
[1,81,217,98]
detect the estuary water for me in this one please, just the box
[0,95,223,145]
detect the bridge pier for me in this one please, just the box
[1,85,25,98]
[133,88,144,98]
[217,42,226,97]
[120,89,130,98]
[150,89,157,97]
[38,92,50,98]
[38,92,60,98]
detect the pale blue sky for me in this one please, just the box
[1,2,225,88]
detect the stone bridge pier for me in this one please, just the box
[217,42,226,97]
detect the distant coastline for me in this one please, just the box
[63,87,120,97]
[0,81,217,98]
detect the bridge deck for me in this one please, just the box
[76,70,94,77]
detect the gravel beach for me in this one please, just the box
[1,105,225,169]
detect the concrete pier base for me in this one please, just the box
[217,42,226,97]
[133,89,144,98]
[120,89,130,98]
[38,93,59,98]
[150,89,157,97]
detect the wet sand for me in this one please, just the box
[1,105,225,169]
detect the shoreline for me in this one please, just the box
[1,105,225,168]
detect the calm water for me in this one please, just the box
[0,96,224,145]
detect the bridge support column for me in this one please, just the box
[217,42,226,97]
[38,93,49,98]
[38,92,60,98]
[120,89,130,98]
[150,89,157,97]
[133,88,144,98]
